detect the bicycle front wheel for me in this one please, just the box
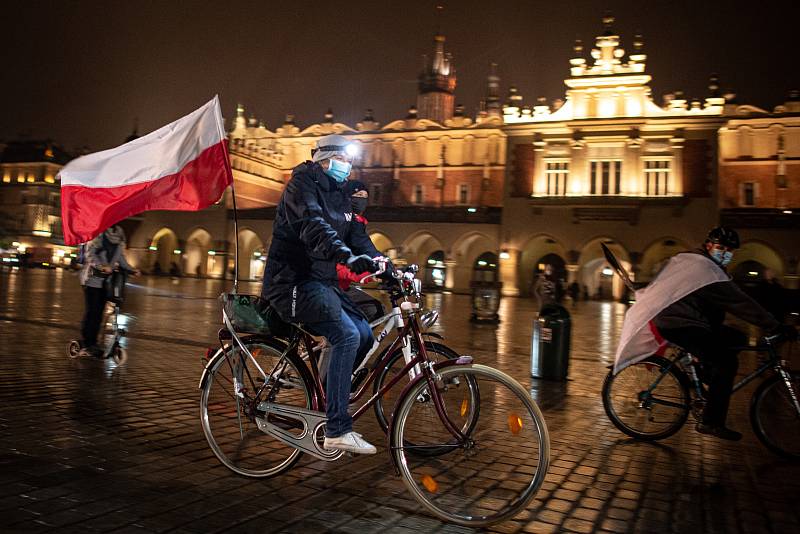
[200,340,312,477]
[391,364,549,527]
[751,371,800,459]
[373,340,461,435]
[602,355,691,440]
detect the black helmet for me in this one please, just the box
[706,226,740,249]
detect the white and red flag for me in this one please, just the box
[59,95,232,245]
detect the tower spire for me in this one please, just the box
[416,4,457,123]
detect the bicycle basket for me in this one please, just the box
[219,293,274,334]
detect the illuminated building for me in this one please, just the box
[0,141,75,266]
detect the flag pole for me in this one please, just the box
[215,96,240,294]
[221,140,240,294]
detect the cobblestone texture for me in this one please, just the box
[1,269,799,533]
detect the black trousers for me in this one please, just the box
[81,286,107,348]
[345,287,385,323]
[658,325,748,426]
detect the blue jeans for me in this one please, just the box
[306,308,373,437]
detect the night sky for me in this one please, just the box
[3,0,796,152]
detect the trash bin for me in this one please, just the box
[530,303,571,380]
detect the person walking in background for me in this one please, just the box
[568,280,580,308]
[533,264,557,312]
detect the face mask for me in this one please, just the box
[351,197,368,215]
[323,158,351,182]
[710,249,733,266]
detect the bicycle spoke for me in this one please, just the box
[392,364,548,527]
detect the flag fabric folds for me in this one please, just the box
[59,95,232,245]
[613,253,730,374]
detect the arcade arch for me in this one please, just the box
[238,228,267,281]
[578,237,631,301]
[368,231,395,258]
[729,241,784,282]
[451,231,498,290]
[184,228,212,277]
[639,237,690,282]
[148,227,178,274]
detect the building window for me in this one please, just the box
[413,184,424,205]
[741,182,757,207]
[644,160,671,196]
[370,183,383,205]
[590,160,622,195]
[545,161,569,196]
[457,184,470,204]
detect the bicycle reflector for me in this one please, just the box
[461,398,469,417]
[421,474,438,493]
[508,413,523,435]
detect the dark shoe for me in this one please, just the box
[695,423,742,441]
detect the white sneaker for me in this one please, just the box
[324,431,377,455]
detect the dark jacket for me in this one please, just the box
[261,161,380,324]
[654,249,779,333]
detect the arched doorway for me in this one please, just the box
[185,228,212,277]
[732,260,766,282]
[402,231,445,272]
[472,252,499,282]
[238,229,266,281]
[729,241,784,281]
[369,231,395,259]
[451,231,500,292]
[639,237,690,282]
[425,250,447,289]
[578,237,631,301]
[148,228,178,275]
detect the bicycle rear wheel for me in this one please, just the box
[391,364,549,527]
[602,355,690,440]
[750,371,800,459]
[200,340,312,477]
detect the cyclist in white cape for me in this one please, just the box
[614,227,785,441]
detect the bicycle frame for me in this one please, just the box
[215,297,471,466]
[641,336,799,414]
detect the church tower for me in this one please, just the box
[416,9,457,124]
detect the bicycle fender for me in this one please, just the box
[386,357,474,474]
[423,332,445,341]
[198,348,225,390]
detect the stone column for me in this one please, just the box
[444,258,458,291]
[499,249,520,296]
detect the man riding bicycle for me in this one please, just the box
[261,134,385,455]
[651,226,789,440]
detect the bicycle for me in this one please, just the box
[67,269,130,365]
[199,264,550,527]
[602,332,799,458]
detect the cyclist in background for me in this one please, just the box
[78,225,139,358]
[652,226,787,440]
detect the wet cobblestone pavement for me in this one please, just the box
[1,269,799,533]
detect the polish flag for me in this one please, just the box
[59,95,232,245]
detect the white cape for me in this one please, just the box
[613,253,730,374]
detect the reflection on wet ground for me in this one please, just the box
[0,269,798,533]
